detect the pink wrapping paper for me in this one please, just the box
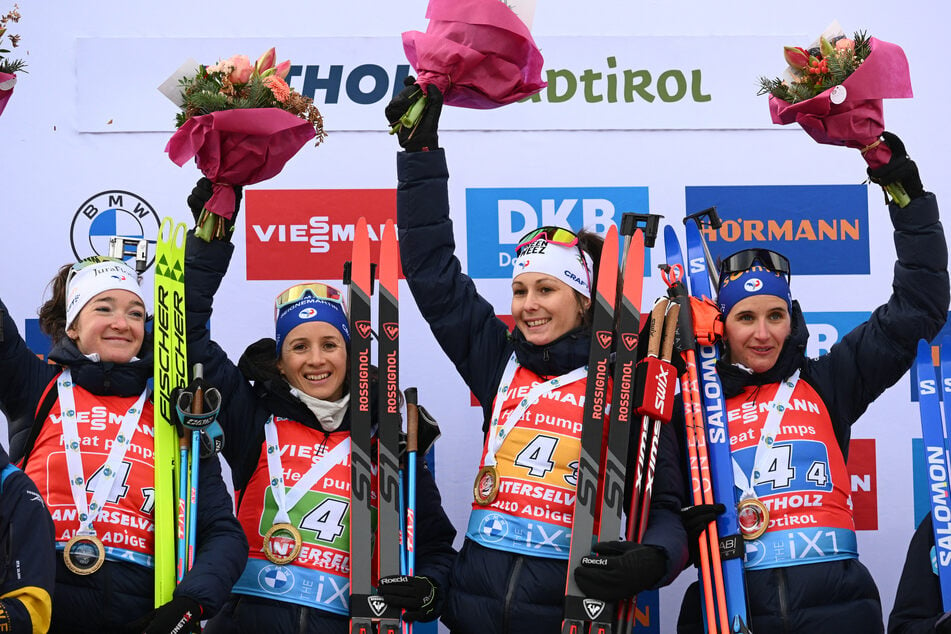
[402,0,546,109]
[165,108,316,218]
[0,72,16,118]
[768,37,913,167]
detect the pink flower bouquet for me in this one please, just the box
[759,27,913,204]
[399,0,546,113]
[0,72,14,118]
[165,48,326,240]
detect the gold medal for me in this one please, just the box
[473,465,500,506]
[263,523,303,564]
[64,534,106,575]
[737,498,769,540]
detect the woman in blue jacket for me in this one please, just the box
[183,181,458,634]
[386,80,688,633]
[677,133,949,633]
[1,256,248,633]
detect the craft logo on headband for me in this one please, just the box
[465,186,649,278]
[69,191,159,269]
[685,185,869,275]
[244,189,396,280]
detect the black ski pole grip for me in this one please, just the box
[405,387,419,454]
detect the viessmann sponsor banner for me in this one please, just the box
[465,186,650,279]
[685,185,870,275]
[77,35,791,133]
[244,189,396,281]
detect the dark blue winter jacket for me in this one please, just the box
[677,192,949,634]
[396,148,689,634]
[888,512,949,633]
[0,302,248,634]
[184,233,458,634]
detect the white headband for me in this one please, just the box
[512,240,593,298]
[66,260,147,327]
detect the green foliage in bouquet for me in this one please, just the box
[175,49,326,144]
[758,31,871,104]
[0,4,25,74]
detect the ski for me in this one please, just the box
[664,225,729,633]
[684,219,750,633]
[562,224,619,634]
[153,218,189,606]
[376,219,403,634]
[349,217,377,634]
[916,338,951,610]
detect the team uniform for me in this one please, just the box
[397,148,689,633]
[185,233,458,634]
[0,301,248,634]
[677,191,949,632]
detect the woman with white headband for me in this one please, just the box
[386,80,688,633]
[0,256,248,633]
[181,179,458,634]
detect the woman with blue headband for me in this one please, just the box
[182,179,457,634]
[676,133,949,634]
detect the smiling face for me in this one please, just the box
[722,294,792,374]
[277,321,349,401]
[66,290,147,364]
[511,272,590,346]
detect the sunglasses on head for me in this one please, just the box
[274,282,344,320]
[67,256,131,284]
[718,248,791,281]
[515,226,580,256]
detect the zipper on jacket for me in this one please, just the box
[501,555,525,633]
[776,567,790,633]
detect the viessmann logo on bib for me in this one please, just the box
[244,189,396,281]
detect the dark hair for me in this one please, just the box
[577,229,604,328]
[37,263,73,344]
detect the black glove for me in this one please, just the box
[186,177,244,241]
[681,503,725,567]
[385,76,443,152]
[377,574,440,622]
[573,542,668,601]
[866,131,925,204]
[132,596,202,634]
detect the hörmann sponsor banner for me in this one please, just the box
[466,186,649,279]
[244,189,396,281]
[685,185,870,275]
[77,35,791,133]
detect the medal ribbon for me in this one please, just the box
[731,371,800,500]
[58,369,148,537]
[484,353,587,468]
[263,416,351,525]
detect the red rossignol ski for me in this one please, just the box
[375,219,403,633]
[349,217,376,634]
[562,224,619,634]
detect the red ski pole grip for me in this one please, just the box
[633,357,677,422]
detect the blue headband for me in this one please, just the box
[717,265,792,317]
[275,296,350,356]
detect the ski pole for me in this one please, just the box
[617,297,675,634]
[404,387,419,634]
[187,365,204,573]
[176,416,190,583]
[664,263,730,634]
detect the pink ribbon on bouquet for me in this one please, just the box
[402,0,547,109]
[0,72,16,118]
[165,108,316,218]
[768,37,913,168]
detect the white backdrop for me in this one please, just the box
[3,2,951,632]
